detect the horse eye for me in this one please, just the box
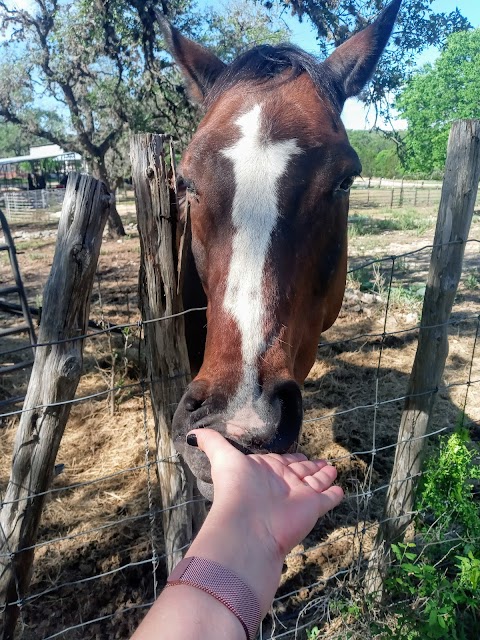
[336,175,356,193]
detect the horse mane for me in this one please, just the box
[205,44,339,108]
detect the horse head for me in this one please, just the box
[157,0,401,499]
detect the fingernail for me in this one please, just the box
[186,433,198,447]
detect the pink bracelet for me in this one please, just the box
[166,556,262,640]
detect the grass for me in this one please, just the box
[16,239,52,252]
[347,264,425,313]
[389,283,425,308]
[29,253,48,261]
[349,207,434,238]
[465,271,479,290]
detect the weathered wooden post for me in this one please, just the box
[130,134,201,575]
[365,120,480,597]
[0,174,110,639]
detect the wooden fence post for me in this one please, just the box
[130,134,199,575]
[0,174,110,639]
[365,120,480,598]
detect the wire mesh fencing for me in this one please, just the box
[0,235,479,639]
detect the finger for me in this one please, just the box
[186,428,245,466]
[267,453,308,465]
[287,459,328,480]
[303,465,338,492]
[315,485,345,514]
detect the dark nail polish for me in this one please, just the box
[186,433,198,447]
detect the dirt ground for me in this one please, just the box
[0,200,479,639]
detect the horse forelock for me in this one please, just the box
[205,44,341,109]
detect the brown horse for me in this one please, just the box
[157,0,401,499]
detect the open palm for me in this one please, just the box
[190,429,344,558]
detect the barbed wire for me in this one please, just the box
[0,497,205,559]
[303,377,480,425]
[316,313,479,351]
[0,465,447,608]
[42,602,154,640]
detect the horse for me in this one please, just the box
[157,0,402,499]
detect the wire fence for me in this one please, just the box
[1,189,65,223]
[1,177,478,226]
[0,235,479,639]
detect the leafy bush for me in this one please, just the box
[418,428,480,539]
[378,427,480,639]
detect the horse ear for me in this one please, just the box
[156,11,226,103]
[323,0,401,105]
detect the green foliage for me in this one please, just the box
[397,29,480,174]
[0,0,294,185]
[464,271,480,291]
[376,428,480,639]
[0,122,44,158]
[418,428,480,537]
[379,540,480,639]
[306,626,320,640]
[348,130,403,178]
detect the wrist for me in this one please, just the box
[186,505,284,616]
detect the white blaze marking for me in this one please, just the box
[221,103,301,400]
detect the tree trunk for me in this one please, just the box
[93,158,126,238]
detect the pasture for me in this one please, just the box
[0,185,479,638]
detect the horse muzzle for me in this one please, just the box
[172,378,303,499]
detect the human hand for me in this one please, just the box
[187,429,344,559]
[131,432,343,639]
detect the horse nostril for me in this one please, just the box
[181,380,210,413]
[184,395,204,412]
[275,379,302,414]
[267,380,303,452]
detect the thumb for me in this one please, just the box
[186,428,244,467]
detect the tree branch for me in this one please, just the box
[0,106,76,153]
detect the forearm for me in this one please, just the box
[131,506,283,639]
[132,584,246,639]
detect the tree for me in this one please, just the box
[0,121,52,158]
[348,130,385,177]
[348,129,403,178]
[201,0,290,62]
[0,0,291,234]
[269,0,471,126]
[0,1,138,235]
[0,0,196,236]
[397,28,480,174]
